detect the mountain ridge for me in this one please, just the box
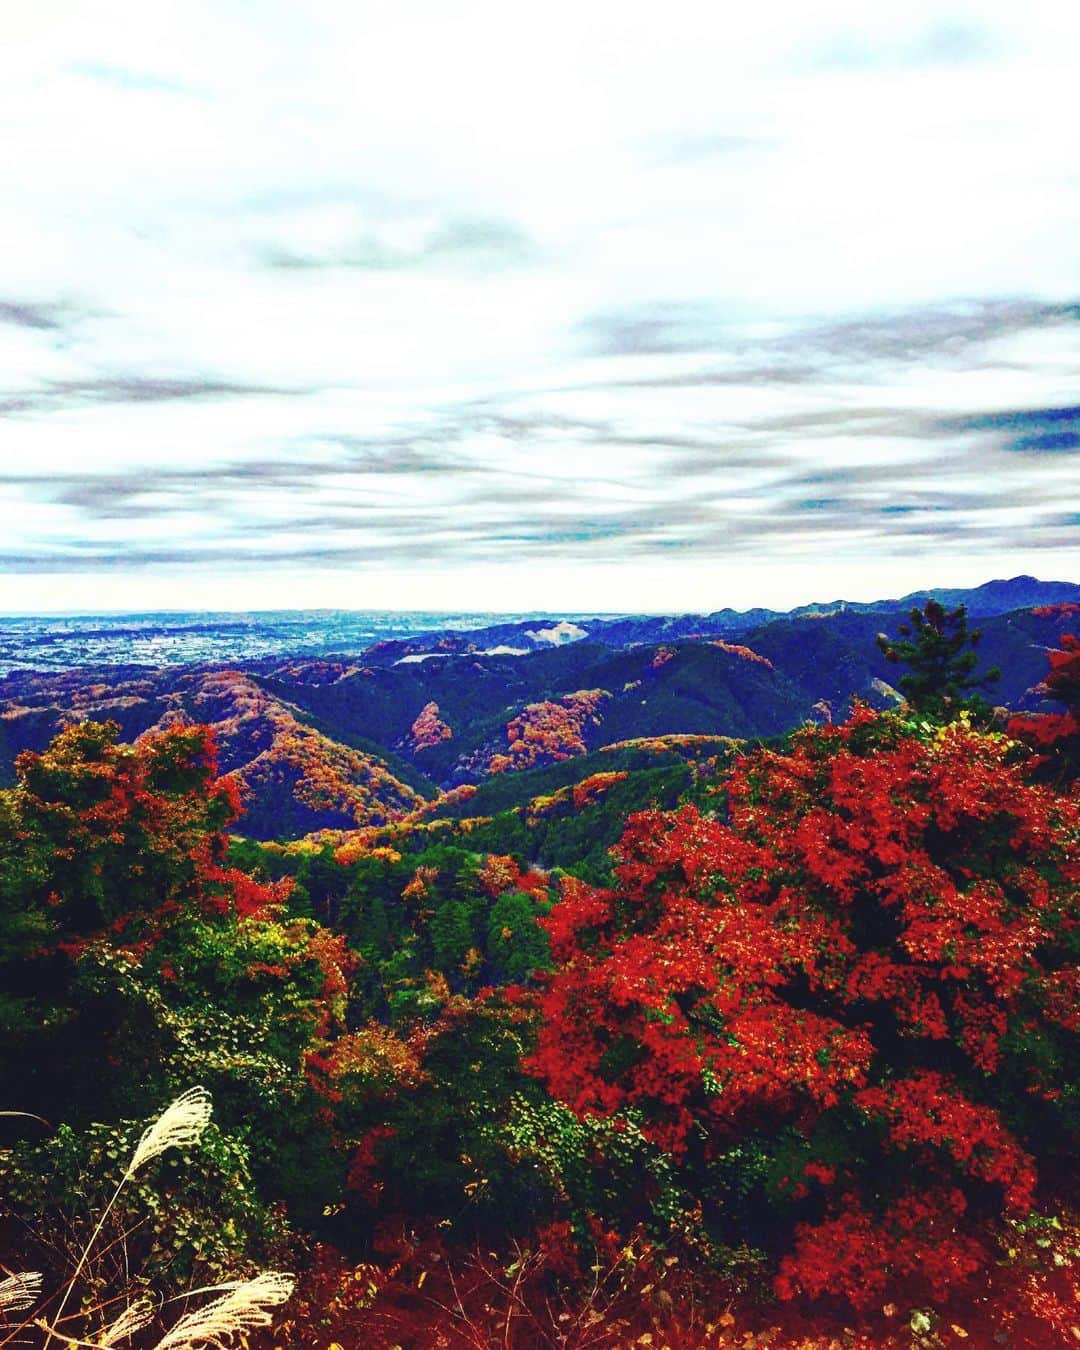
[1,575,1076,674]
[0,592,1075,837]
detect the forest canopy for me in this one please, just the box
[0,614,1076,1347]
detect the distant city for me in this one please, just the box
[2,575,1077,676]
[0,610,589,675]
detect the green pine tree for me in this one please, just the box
[876,599,1000,720]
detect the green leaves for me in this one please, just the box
[876,601,1000,721]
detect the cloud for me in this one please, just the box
[0,301,67,331]
[54,377,304,404]
[580,303,735,358]
[3,374,1073,577]
[260,215,539,273]
[0,2,1077,610]
[937,404,1080,454]
[789,300,1080,364]
[800,20,1003,73]
[68,62,201,96]
[0,377,307,416]
[645,132,770,166]
[579,297,1080,369]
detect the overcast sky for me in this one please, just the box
[0,1,1077,614]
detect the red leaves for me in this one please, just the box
[776,1187,987,1307]
[528,707,1078,1306]
[1007,634,1080,781]
[346,1125,398,1203]
[1046,632,1080,699]
[855,1071,1036,1211]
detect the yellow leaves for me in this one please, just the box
[325,1025,427,1087]
[489,690,611,774]
[402,865,439,901]
[711,640,775,670]
[572,771,629,809]
[333,842,402,866]
[456,814,494,834]
[179,670,424,830]
[425,969,451,1005]
[526,789,567,820]
[409,701,452,750]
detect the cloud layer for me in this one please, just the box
[0,1,1077,611]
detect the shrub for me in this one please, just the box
[0,1088,295,1349]
[1007,631,1080,785]
[527,707,1078,1306]
[0,1117,287,1290]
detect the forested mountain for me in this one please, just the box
[1,602,1075,1347]
[0,597,1075,839]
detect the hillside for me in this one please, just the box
[0,596,1075,839]
[0,666,426,836]
[2,622,1074,1349]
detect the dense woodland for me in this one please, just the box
[0,599,1076,1347]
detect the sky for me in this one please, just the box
[0,1,1078,615]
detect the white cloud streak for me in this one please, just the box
[0,1,1077,611]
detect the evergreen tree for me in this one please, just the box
[486,890,551,984]
[876,599,999,719]
[430,898,472,978]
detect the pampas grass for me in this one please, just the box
[0,1271,44,1314]
[44,1088,213,1349]
[101,1297,155,1345]
[152,1272,295,1349]
[23,1087,294,1349]
[126,1088,213,1180]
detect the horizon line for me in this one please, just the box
[0,573,1073,623]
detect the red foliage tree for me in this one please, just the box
[527,708,1078,1307]
[1007,632,1080,784]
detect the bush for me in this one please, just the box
[527,707,1078,1307]
[0,1117,289,1289]
[0,1088,296,1348]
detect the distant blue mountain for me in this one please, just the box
[0,575,1075,675]
[0,578,1075,837]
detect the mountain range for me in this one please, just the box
[0,576,1075,839]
